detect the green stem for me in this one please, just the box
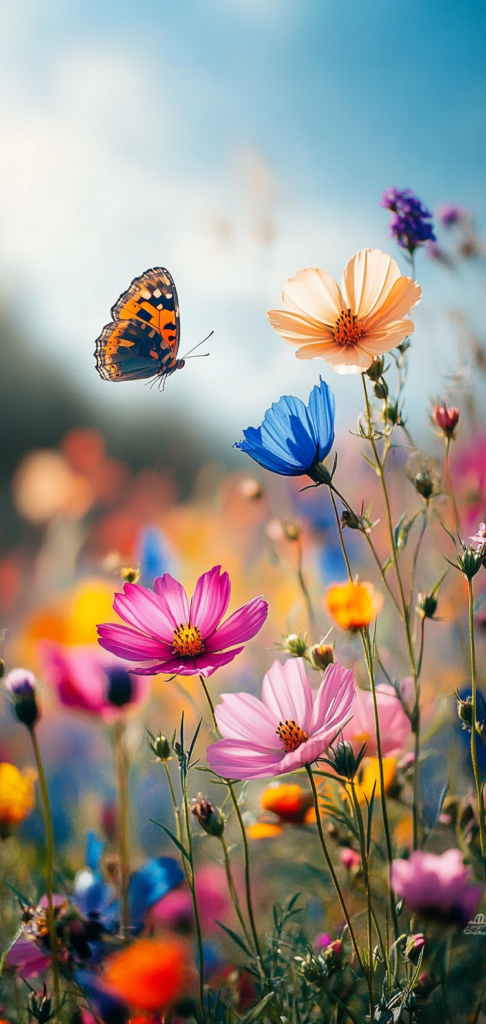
[296,535,315,636]
[199,674,218,732]
[29,727,61,1019]
[163,759,191,886]
[219,835,253,948]
[227,782,266,983]
[445,436,460,535]
[409,506,428,620]
[182,778,207,1019]
[113,719,130,939]
[305,764,366,978]
[468,579,486,875]
[349,783,375,1017]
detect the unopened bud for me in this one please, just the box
[366,356,385,382]
[456,693,474,731]
[340,509,362,531]
[433,402,459,439]
[309,643,334,670]
[385,399,402,425]
[105,667,134,707]
[458,546,483,580]
[414,471,435,500]
[405,933,426,964]
[0,659,4,678]
[190,794,225,837]
[416,592,438,619]
[150,733,172,761]
[282,633,308,658]
[283,521,301,541]
[322,740,366,780]
[121,566,140,584]
[5,669,40,729]
[374,379,389,401]
[239,478,262,500]
[29,984,53,1024]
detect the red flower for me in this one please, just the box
[104,938,187,1011]
[433,402,459,438]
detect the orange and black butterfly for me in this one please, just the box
[94,267,209,388]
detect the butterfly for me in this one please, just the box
[94,267,209,388]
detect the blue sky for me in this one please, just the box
[0,0,484,439]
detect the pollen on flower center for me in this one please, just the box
[276,719,308,753]
[172,624,204,657]
[333,308,364,347]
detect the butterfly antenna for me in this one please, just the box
[181,331,214,360]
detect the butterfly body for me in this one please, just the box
[95,268,183,384]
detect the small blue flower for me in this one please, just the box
[380,187,436,254]
[234,377,335,483]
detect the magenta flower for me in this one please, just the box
[342,683,411,757]
[390,849,482,927]
[206,657,355,780]
[41,643,151,720]
[97,565,268,678]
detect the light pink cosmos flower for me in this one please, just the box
[390,849,482,927]
[470,522,486,548]
[342,683,411,757]
[206,657,355,780]
[41,643,151,720]
[97,566,268,678]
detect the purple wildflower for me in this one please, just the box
[380,188,436,255]
[437,203,467,229]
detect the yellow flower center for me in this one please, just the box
[276,719,309,753]
[172,624,205,657]
[333,308,364,347]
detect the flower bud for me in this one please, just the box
[309,643,334,670]
[414,471,435,500]
[0,659,5,679]
[322,740,367,780]
[385,399,402,425]
[433,402,459,439]
[374,379,389,401]
[340,847,360,871]
[281,633,308,657]
[283,520,301,541]
[5,669,40,728]
[456,693,474,731]
[458,546,483,580]
[121,566,140,584]
[149,733,172,761]
[190,794,225,837]
[239,478,262,500]
[416,592,438,619]
[105,667,134,707]
[366,356,385,382]
[340,509,362,531]
[29,984,53,1024]
[405,933,426,964]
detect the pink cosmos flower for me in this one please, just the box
[41,643,151,720]
[206,657,355,780]
[5,937,51,978]
[470,522,486,548]
[97,566,268,678]
[390,849,482,927]
[342,683,411,757]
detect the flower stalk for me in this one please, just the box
[467,579,486,875]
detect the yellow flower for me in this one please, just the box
[246,822,283,840]
[267,248,421,374]
[353,757,397,803]
[325,581,383,631]
[0,763,36,835]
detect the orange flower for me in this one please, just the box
[0,763,36,836]
[261,783,313,824]
[353,757,397,803]
[325,581,383,631]
[268,248,421,374]
[104,939,186,1011]
[246,822,283,840]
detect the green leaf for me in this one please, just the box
[187,718,203,763]
[215,920,254,959]
[149,819,191,862]
[361,453,379,473]
[239,992,277,1024]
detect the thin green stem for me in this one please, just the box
[296,535,315,636]
[182,778,206,1019]
[227,782,266,983]
[468,579,486,875]
[409,506,428,620]
[329,489,352,578]
[305,765,367,978]
[445,436,460,534]
[29,727,61,1019]
[350,783,374,1017]
[163,759,191,886]
[360,628,399,939]
[219,835,253,948]
[199,674,218,732]
[113,719,130,939]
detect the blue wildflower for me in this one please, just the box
[234,377,335,484]
[381,187,436,254]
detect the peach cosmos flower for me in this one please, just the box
[267,248,421,374]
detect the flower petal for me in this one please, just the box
[267,309,336,345]
[153,574,190,627]
[215,692,280,745]
[364,276,421,330]
[130,647,245,678]
[205,597,268,652]
[114,584,174,642]
[310,663,356,736]
[207,738,286,780]
[359,320,414,355]
[97,623,172,661]
[261,658,314,732]
[341,249,401,319]
[307,377,335,462]
[281,267,343,324]
[190,566,231,637]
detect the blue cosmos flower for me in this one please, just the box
[234,377,335,483]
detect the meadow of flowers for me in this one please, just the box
[1,190,486,1024]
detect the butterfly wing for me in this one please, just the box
[94,268,180,382]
